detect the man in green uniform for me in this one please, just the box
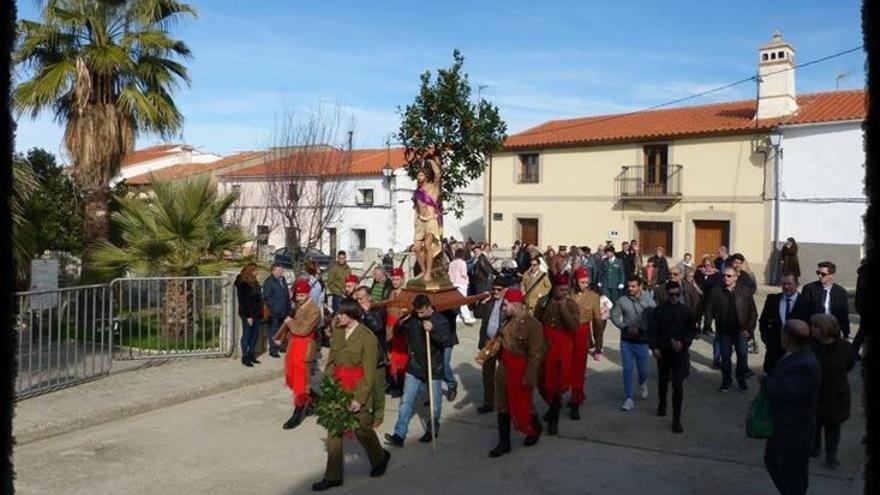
[312,299,390,492]
[325,250,352,313]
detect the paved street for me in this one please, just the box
[14,293,864,495]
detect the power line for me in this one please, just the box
[512,45,865,139]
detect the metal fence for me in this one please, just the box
[13,275,236,400]
[110,276,235,360]
[13,284,113,400]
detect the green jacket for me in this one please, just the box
[324,322,378,407]
[325,262,351,296]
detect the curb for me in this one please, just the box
[15,367,284,446]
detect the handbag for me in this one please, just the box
[746,389,774,439]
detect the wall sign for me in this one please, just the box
[608,230,620,239]
[493,213,503,221]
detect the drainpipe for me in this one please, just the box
[487,154,493,245]
[769,128,783,283]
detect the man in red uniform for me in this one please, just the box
[479,288,544,458]
[385,268,408,398]
[568,267,603,420]
[535,273,579,435]
[274,280,321,430]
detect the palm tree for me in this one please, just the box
[12,158,39,286]
[90,176,250,340]
[13,0,197,275]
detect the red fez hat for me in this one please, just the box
[574,267,589,280]
[345,274,359,284]
[554,273,570,286]
[391,268,404,278]
[294,280,311,294]
[503,288,524,303]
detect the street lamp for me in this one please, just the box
[382,162,393,181]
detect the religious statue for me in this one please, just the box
[412,157,444,283]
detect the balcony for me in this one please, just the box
[614,164,683,205]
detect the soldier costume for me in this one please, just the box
[568,267,603,420]
[275,280,321,430]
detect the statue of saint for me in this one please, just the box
[412,158,443,282]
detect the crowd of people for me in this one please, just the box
[231,236,863,494]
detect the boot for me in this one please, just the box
[672,400,683,433]
[656,401,667,417]
[489,413,512,458]
[390,375,404,398]
[283,407,306,430]
[568,404,580,420]
[546,406,560,436]
[524,415,541,446]
[241,356,253,367]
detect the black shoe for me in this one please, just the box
[445,385,458,401]
[656,404,667,417]
[719,385,730,393]
[383,433,404,447]
[712,360,720,370]
[489,442,511,458]
[418,427,438,443]
[745,370,756,378]
[283,407,305,430]
[370,450,391,477]
[311,479,343,492]
[477,405,494,415]
[737,381,749,392]
[305,403,316,417]
[569,405,580,420]
[389,389,403,399]
[524,435,540,447]
[824,456,840,469]
[672,421,683,433]
[269,350,281,358]
[250,356,261,364]
[531,414,543,435]
[241,356,254,367]
[546,406,560,435]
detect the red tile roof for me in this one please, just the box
[126,151,266,186]
[219,147,408,178]
[121,144,181,167]
[504,90,866,150]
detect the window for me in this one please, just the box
[256,225,270,246]
[231,184,241,196]
[352,228,366,250]
[762,53,769,61]
[643,144,669,195]
[518,154,539,183]
[287,184,299,202]
[356,188,374,206]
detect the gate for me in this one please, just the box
[13,284,113,400]
[109,276,235,360]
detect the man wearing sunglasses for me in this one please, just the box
[703,266,758,392]
[648,281,694,433]
[802,261,851,340]
[474,279,511,414]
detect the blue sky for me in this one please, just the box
[14,0,865,158]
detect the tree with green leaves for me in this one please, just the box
[90,177,249,339]
[19,148,85,256]
[11,158,39,285]
[398,49,507,219]
[13,0,197,276]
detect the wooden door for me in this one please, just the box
[518,218,539,246]
[643,144,669,196]
[637,221,672,253]
[694,221,729,260]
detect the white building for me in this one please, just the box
[218,147,485,259]
[776,117,865,286]
[113,144,223,186]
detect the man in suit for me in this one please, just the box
[761,319,820,495]
[802,261,851,339]
[759,274,812,373]
[473,278,510,414]
[262,263,290,358]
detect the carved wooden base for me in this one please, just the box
[382,286,490,312]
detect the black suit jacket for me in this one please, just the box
[758,293,812,373]
[765,346,820,452]
[475,297,505,348]
[801,281,850,337]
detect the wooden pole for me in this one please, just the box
[425,328,436,452]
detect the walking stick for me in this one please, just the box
[425,328,437,452]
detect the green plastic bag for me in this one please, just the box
[746,389,774,439]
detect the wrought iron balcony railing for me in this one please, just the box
[614,164,683,202]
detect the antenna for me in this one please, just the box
[836,69,853,90]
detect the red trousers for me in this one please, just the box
[500,350,538,436]
[286,334,313,407]
[541,325,573,406]
[569,322,592,405]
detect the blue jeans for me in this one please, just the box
[240,317,259,359]
[443,346,456,388]
[620,340,650,400]
[393,373,443,439]
[719,332,749,387]
[266,316,285,353]
[330,295,341,314]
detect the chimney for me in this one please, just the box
[757,31,798,120]
[180,144,193,164]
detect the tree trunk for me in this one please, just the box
[81,187,111,281]
[160,279,193,343]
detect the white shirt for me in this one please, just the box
[486,299,503,338]
[344,324,357,340]
[779,292,798,325]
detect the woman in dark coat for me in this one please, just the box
[235,262,264,367]
[780,237,801,279]
[809,313,856,469]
